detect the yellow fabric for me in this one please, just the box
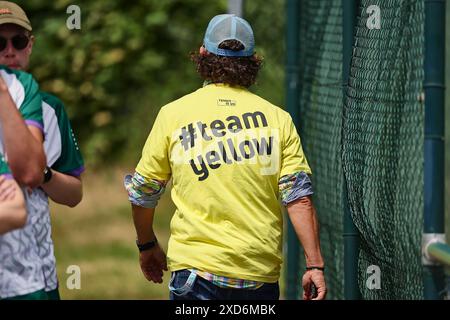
[136,84,311,282]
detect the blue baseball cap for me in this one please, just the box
[203,14,255,57]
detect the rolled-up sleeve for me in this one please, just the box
[124,172,167,208]
[279,171,314,206]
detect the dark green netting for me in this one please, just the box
[296,0,425,299]
[298,0,344,299]
[343,0,424,299]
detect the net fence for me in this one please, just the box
[298,0,345,299]
[297,0,425,299]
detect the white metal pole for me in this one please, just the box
[228,0,244,17]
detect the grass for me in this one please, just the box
[50,167,176,299]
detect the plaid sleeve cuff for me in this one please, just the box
[124,172,167,208]
[279,171,314,206]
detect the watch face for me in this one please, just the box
[44,167,52,183]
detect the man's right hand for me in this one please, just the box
[139,244,168,283]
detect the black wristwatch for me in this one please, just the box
[306,266,325,272]
[43,166,53,184]
[136,237,158,252]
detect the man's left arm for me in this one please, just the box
[40,95,85,207]
[286,196,326,300]
[279,114,326,299]
[280,171,327,300]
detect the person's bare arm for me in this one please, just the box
[287,195,327,300]
[0,176,26,235]
[0,79,45,187]
[40,170,83,207]
[131,204,167,283]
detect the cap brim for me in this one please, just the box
[0,17,32,31]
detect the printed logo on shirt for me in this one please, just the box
[217,99,236,107]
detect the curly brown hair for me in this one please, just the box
[191,40,263,88]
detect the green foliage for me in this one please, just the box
[446,2,450,239]
[20,0,285,166]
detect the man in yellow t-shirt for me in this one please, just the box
[125,14,327,300]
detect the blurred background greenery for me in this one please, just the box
[12,0,450,299]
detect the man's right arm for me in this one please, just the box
[0,83,45,188]
[131,204,168,283]
[125,172,169,284]
[125,107,171,284]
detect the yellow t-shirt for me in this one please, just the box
[136,83,311,282]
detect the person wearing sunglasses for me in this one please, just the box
[0,3,45,187]
[0,32,29,52]
[0,65,46,299]
[0,1,84,300]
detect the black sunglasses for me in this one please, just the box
[0,34,30,52]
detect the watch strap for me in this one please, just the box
[136,238,158,252]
